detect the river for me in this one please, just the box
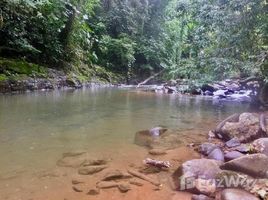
[0,88,250,200]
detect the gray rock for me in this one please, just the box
[224,151,244,161]
[225,138,241,148]
[207,148,225,162]
[220,113,261,142]
[182,159,220,179]
[221,153,268,178]
[149,127,165,136]
[174,159,221,194]
[199,143,218,155]
[181,159,221,180]
[234,144,251,153]
[192,194,214,200]
[253,138,268,155]
[216,188,259,200]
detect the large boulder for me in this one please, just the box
[215,170,254,191]
[216,189,259,200]
[220,153,268,178]
[220,113,261,142]
[174,159,221,195]
[134,128,183,149]
[180,159,221,180]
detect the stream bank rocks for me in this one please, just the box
[136,78,255,103]
[174,112,268,200]
[56,113,268,199]
[0,68,113,93]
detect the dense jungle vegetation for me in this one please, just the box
[0,0,267,85]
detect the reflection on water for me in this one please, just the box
[0,88,249,176]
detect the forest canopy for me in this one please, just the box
[0,0,267,84]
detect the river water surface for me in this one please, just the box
[0,88,250,199]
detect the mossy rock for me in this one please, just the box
[0,58,48,78]
[0,74,8,82]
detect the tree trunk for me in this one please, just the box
[59,3,76,62]
[137,69,165,87]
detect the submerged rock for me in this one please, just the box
[149,127,165,136]
[57,153,88,168]
[129,178,143,186]
[78,165,107,175]
[87,188,100,195]
[134,128,183,149]
[72,185,84,192]
[148,149,167,155]
[97,181,118,189]
[57,153,107,168]
[118,183,131,193]
[101,170,131,181]
[221,153,268,178]
[216,188,259,200]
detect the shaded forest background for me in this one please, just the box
[0,0,267,85]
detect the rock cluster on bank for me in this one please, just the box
[0,68,112,93]
[133,78,258,103]
[175,112,268,200]
[53,113,268,199]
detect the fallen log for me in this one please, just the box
[137,69,165,88]
[215,113,240,134]
[143,158,171,169]
[127,169,160,186]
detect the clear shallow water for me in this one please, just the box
[0,88,249,177]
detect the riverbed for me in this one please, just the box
[0,88,250,200]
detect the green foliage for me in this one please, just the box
[100,34,136,74]
[0,0,267,84]
[0,58,48,77]
[160,0,268,84]
[0,74,8,81]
